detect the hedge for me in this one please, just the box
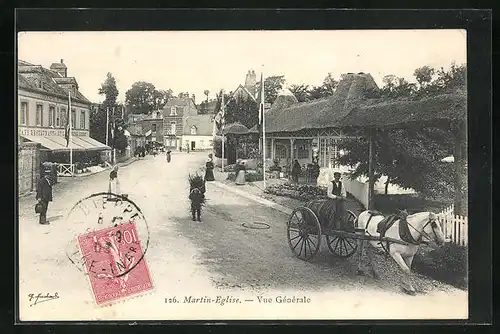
[413,243,468,290]
[265,183,328,202]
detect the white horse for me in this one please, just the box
[355,210,446,295]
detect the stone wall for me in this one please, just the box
[18,142,40,195]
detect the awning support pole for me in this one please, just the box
[368,128,375,210]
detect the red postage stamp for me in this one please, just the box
[77,222,153,306]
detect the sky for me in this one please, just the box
[18,30,466,104]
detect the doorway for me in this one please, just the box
[191,141,196,150]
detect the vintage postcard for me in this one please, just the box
[17,29,468,321]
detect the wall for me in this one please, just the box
[182,135,214,150]
[18,142,40,195]
[18,89,90,131]
[317,168,369,209]
[142,119,164,142]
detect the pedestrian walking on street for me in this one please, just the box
[188,173,206,222]
[204,153,215,181]
[291,159,302,183]
[108,165,121,198]
[166,150,172,163]
[36,174,53,225]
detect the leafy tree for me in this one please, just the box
[125,82,172,114]
[256,75,286,104]
[337,62,466,200]
[413,65,435,89]
[90,73,119,144]
[98,72,119,107]
[224,96,259,130]
[289,84,310,102]
[307,73,339,100]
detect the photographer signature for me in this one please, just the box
[28,292,59,307]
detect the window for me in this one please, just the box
[60,107,66,127]
[276,143,287,159]
[48,105,55,127]
[152,123,157,132]
[80,110,86,130]
[200,140,204,146]
[190,126,197,135]
[170,106,177,116]
[170,121,176,134]
[20,101,28,125]
[71,109,76,129]
[56,108,60,127]
[36,104,43,126]
[297,141,310,159]
[209,140,213,146]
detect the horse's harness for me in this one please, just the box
[365,211,440,256]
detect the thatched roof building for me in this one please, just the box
[263,72,466,133]
[339,90,467,129]
[264,73,379,133]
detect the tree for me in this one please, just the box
[413,65,435,89]
[152,89,173,110]
[224,96,259,130]
[256,75,286,104]
[204,90,210,102]
[125,81,159,114]
[307,73,339,100]
[112,117,128,153]
[98,73,119,107]
[289,84,310,102]
[337,62,465,199]
[90,73,119,144]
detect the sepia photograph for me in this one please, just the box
[17,29,468,321]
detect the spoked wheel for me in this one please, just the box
[287,207,321,261]
[326,210,358,258]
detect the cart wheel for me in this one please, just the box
[287,207,321,261]
[326,211,358,257]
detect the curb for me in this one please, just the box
[212,181,292,215]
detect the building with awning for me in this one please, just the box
[18,59,110,176]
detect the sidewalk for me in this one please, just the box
[212,167,364,216]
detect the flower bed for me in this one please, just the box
[264,183,328,202]
[227,170,263,182]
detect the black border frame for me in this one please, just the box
[1,7,493,331]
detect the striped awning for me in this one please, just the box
[21,135,110,152]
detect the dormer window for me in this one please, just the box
[170,106,177,116]
[190,126,197,135]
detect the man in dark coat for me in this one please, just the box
[36,174,53,225]
[291,159,302,183]
[327,171,347,230]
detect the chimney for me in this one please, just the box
[61,59,64,63]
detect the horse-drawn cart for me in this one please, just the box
[286,199,420,261]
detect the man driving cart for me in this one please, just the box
[327,171,347,230]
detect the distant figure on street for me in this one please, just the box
[291,159,302,183]
[108,165,121,197]
[204,153,215,181]
[311,160,320,185]
[327,171,347,230]
[166,150,172,163]
[234,160,246,185]
[186,143,190,153]
[36,174,53,225]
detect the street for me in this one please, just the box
[18,151,468,320]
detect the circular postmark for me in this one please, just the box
[64,192,150,279]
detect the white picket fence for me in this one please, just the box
[436,205,468,246]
